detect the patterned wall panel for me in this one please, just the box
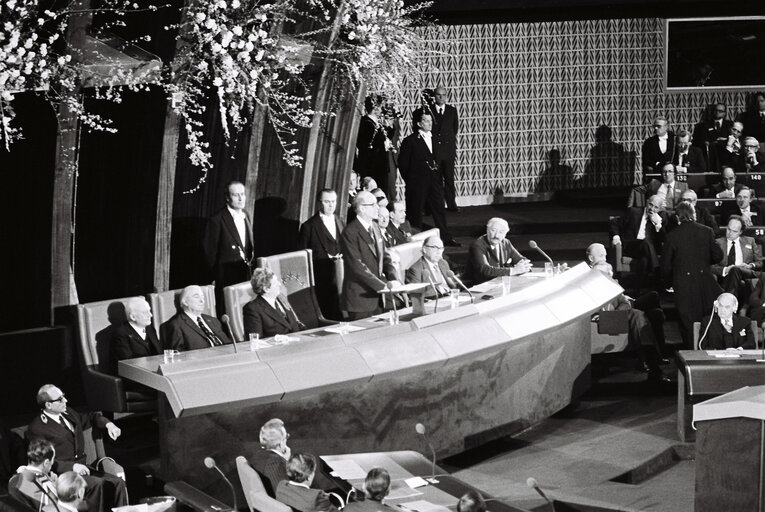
[389,19,752,202]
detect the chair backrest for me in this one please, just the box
[223,281,258,341]
[410,228,440,242]
[148,285,217,333]
[256,250,324,331]
[387,240,426,281]
[236,456,291,512]
[77,296,144,369]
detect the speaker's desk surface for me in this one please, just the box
[118,263,621,498]
[675,349,765,442]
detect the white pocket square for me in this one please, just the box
[740,329,747,336]
[746,244,753,249]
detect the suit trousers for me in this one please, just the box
[438,154,457,209]
[721,266,756,306]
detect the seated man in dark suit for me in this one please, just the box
[699,292,755,350]
[720,186,761,227]
[163,285,232,350]
[376,207,395,249]
[343,468,391,512]
[275,453,338,512]
[465,217,531,285]
[716,122,744,171]
[711,216,763,306]
[243,268,303,339]
[405,235,458,297]
[110,298,162,367]
[386,201,417,246]
[26,385,127,512]
[673,129,706,174]
[742,136,765,173]
[8,439,60,512]
[646,163,687,211]
[706,166,742,199]
[680,189,718,235]
[641,116,674,174]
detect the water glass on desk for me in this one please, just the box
[450,289,460,308]
[248,333,260,351]
[544,262,554,277]
[163,349,179,364]
[501,276,512,295]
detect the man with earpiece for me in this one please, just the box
[699,292,755,350]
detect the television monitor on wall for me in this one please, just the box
[665,17,765,91]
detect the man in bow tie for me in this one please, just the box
[711,216,762,306]
[699,292,755,350]
[641,116,675,174]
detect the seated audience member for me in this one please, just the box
[738,92,765,143]
[27,385,127,512]
[716,122,744,170]
[243,268,303,339]
[466,218,531,285]
[646,163,687,211]
[361,177,377,193]
[111,297,161,367]
[693,103,732,149]
[163,285,232,350]
[377,207,394,248]
[699,292,755,350]
[371,188,389,209]
[742,137,765,172]
[386,201,416,245]
[712,216,763,305]
[276,454,338,512]
[55,472,86,512]
[457,491,486,512]
[8,439,60,512]
[641,116,674,174]
[673,129,706,173]
[610,195,668,289]
[588,244,668,381]
[680,189,719,234]
[721,186,760,227]
[343,468,391,512]
[406,235,458,297]
[707,166,742,199]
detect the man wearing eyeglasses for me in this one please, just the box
[340,191,400,320]
[405,235,458,297]
[27,385,127,512]
[641,116,675,174]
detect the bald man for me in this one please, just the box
[162,285,232,350]
[406,235,458,298]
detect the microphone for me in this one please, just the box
[204,457,238,511]
[528,240,553,265]
[425,273,439,313]
[526,478,555,512]
[386,281,398,324]
[446,269,473,304]
[221,314,238,353]
[415,423,438,483]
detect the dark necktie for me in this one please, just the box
[197,317,222,346]
[728,242,736,266]
[368,226,378,255]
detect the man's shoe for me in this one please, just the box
[444,238,461,247]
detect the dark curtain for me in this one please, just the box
[73,86,166,301]
[0,93,56,331]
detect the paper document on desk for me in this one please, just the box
[705,350,742,358]
[324,324,366,334]
[386,481,423,500]
[398,500,452,512]
[325,459,367,479]
[523,272,548,278]
[470,281,496,293]
[378,283,432,293]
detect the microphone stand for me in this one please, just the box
[426,274,439,313]
[387,282,398,324]
[221,315,238,353]
[448,271,474,304]
[204,458,238,512]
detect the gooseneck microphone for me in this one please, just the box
[526,477,555,512]
[386,281,398,323]
[221,314,238,353]
[425,273,439,313]
[415,423,438,483]
[204,456,238,511]
[446,269,474,304]
[528,240,553,265]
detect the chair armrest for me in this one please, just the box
[164,481,230,512]
[249,492,292,512]
[83,365,127,413]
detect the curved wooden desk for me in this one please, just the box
[119,263,621,501]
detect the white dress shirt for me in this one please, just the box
[319,213,337,239]
[419,130,433,153]
[227,206,248,246]
[658,134,668,153]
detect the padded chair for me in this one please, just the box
[590,310,630,355]
[235,456,291,512]
[387,239,427,281]
[77,297,157,415]
[609,217,633,275]
[693,320,761,350]
[148,284,217,338]
[223,281,257,341]
[410,228,440,242]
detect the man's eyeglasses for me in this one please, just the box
[361,203,377,207]
[49,394,66,403]
[424,245,444,250]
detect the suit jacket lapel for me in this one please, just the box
[260,297,292,329]
[182,313,207,339]
[222,209,245,248]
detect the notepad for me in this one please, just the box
[326,458,367,479]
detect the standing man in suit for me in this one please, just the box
[110,298,161,367]
[466,217,531,285]
[680,189,719,234]
[243,268,302,338]
[340,192,399,320]
[673,129,706,174]
[163,285,232,350]
[721,186,761,226]
[203,181,254,316]
[641,116,675,174]
[431,86,460,212]
[610,194,669,285]
[711,216,763,305]
[386,201,416,245]
[693,103,733,148]
[646,163,687,211]
[26,385,128,512]
[661,202,724,348]
[738,92,765,144]
[405,235,458,297]
[298,189,345,320]
[399,111,459,247]
[699,293,755,350]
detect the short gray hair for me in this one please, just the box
[259,418,286,449]
[486,217,509,231]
